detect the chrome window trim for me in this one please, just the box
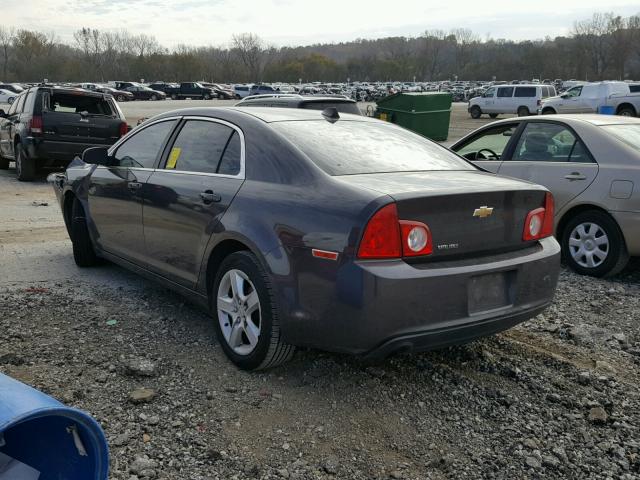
[103,115,246,179]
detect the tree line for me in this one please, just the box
[0,12,638,84]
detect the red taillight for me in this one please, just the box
[523,192,555,241]
[119,122,128,137]
[29,116,43,135]
[357,204,433,259]
[399,221,433,256]
[357,204,401,259]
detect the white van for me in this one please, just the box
[468,84,556,119]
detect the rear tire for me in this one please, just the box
[561,210,628,278]
[617,106,636,117]
[71,198,99,267]
[517,106,530,117]
[15,145,35,181]
[212,251,295,370]
[470,106,482,119]
[203,94,211,100]
[0,154,9,170]
[171,94,178,100]
[489,113,499,118]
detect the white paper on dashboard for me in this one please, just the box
[0,452,41,480]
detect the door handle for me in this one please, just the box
[200,190,221,204]
[564,172,587,181]
[127,181,142,191]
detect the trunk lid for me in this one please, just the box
[338,170,548,259]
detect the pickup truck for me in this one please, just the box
[540,81,640,117]
[163,82,216,100]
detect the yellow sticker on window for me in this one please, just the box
[166,147,181,169]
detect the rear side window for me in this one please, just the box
[629,85,640,93]
[514,87,536,97]
[46,93,115,116]
[497,87,514,98]
[301,101,361,115]
[165,120,240,175]
[511,122,592,163]
[272,120,474,175]
[113,120,176,168]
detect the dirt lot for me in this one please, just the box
[1,105,639,480]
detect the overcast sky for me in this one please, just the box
[6,0,640,48]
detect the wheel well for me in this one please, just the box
[518,105,529,112]
[616,103,636,115]
[205,239,250,293]
[556,204,616,241]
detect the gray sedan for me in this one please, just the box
[451,115,640,277]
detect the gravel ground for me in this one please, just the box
[1,107,638,480]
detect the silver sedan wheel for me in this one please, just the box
[568,222,609,269]
[216,269,261,356]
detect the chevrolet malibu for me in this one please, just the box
[50,107,560,370]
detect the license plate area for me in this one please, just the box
[468,271,516,315]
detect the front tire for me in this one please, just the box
[117,95,126,102]
[71,198,100,267]
[489,113,499,118]
[15,145,35,181]
[470,106,482,119]
[541,108,556,115]
[561,210,628,277]
[617,106,636,117]
[212,251,295,370]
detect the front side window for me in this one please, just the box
[483,87,496,98]
[497,87,514,98]
[165,120,240,175]
[273,120,475,175]
[511,122,590,162]
[455,124,519,161]
[565,86,582,97]
[112,120,176,168]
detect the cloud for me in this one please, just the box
[3,0,640,48]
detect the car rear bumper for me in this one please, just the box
[611,210,640,256]
[280,236,561,356]
[25,138,111,164]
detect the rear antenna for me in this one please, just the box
[321,107,340,124]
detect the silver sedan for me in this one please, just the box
[451,114,640,277]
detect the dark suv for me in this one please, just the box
[0,86,127,181]
[235,94,362,115]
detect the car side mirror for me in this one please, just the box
[560,93,569,99]
[0,109,5,118]
[82,146,113,166]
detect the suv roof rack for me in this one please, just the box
[239,94,304,101]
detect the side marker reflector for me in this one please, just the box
[312,249,339,261]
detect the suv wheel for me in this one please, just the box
[541,108,556,115]
[489,113,499,118]
[517,106,530,117]
[562,210,628,277]
[117,94,126,102]
[171,94,178,100]
[203,93,211,100]
[470,106,482,119]
[71,198,100,267]
[212,251,295,370]
[15,145,35,181]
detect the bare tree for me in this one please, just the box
[420,30,447,80]
[232,33,266,81]
[0,26,15,80]
[450,28,479,75]
[572,12,615,79]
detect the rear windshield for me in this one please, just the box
[46,92,115,116]
[301,101,361,115]
[601,124,640,152]
[272,120,475,175]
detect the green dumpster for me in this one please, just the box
[375,92,452,141]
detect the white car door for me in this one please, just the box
[481,87,497,112]
[556,86,583,113]
[495,87,515,114]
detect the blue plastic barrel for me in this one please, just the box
[598,105,615,115]
[0,373,109,480]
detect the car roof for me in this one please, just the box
[153,106,375,124]
[488,114,640,127]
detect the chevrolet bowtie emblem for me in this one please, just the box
[473,206,494,218]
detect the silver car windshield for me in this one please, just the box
[273,120,475,175]
[601,124,640,152]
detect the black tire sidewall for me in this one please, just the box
[561,211,626,277]
[518,107,529,117]
[470,106,481,119]
[16,145,35,181]
[71,198,98,266]
[211,252,276,370]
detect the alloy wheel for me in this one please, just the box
[568,222,609,269]
[216,269,261,356]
